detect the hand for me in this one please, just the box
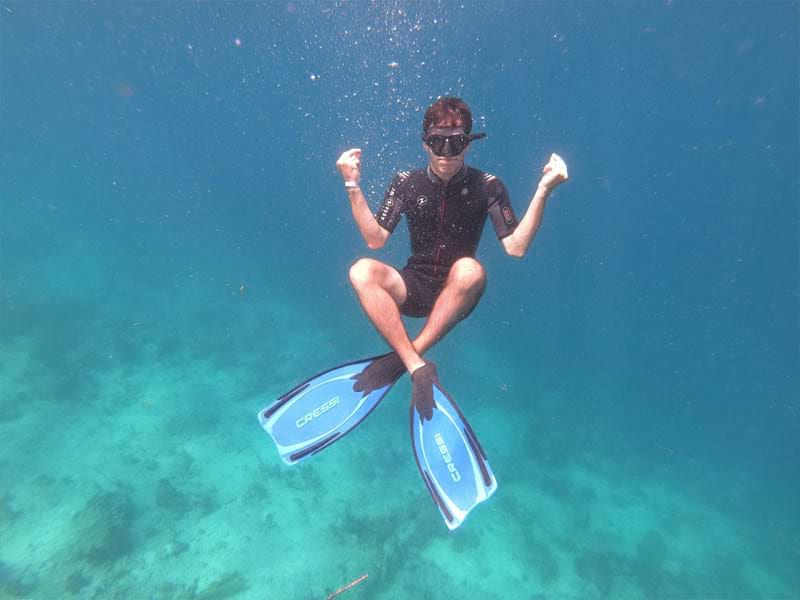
[336,148,362,184]
[538,153,569,193]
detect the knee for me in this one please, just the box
[349,258,377,289]
[450,258,486,292]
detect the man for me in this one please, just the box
[336,96,568,417]
[259,96,567,529]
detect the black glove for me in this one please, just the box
[411,362,438,422]
[352,352,407,394]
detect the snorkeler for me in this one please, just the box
[259,97,568,529]
[338,97,568,407]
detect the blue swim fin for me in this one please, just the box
[411,380,497,530]
[259,356,398,465]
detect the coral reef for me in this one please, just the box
[181,571,250,600]
[0,493,22,526]
[0,560,36,598]
[574,550,615,597]
[71,491,137,565]
[526,540,560,586]
[64,570,91,595]
[156,478,191,516]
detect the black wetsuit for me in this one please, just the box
[375,165,518,317]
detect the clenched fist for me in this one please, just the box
[336,148,362,185]
[538,153,569,192]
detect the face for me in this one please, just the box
[423,126,469,181]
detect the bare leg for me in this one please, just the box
[349,257,486,373]
[412,257,486,355]
[349,258,424,373]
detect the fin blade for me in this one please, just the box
[259,356,396,465]
[410,383,497,530]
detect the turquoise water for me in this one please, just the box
[1,2,798,598]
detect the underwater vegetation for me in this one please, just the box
[72,491,137,565]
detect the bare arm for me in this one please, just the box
[337,148,391,250]
[502,185,551,258]
[347,186,390,249]
[502,153,569,258]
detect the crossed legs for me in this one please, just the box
[349,257,486,374]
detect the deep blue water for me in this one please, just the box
[1,2,798,599]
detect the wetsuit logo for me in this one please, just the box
[434,433,461,482]
[416,195,429,208]
[296,396,340,428]
[502,206,513,225]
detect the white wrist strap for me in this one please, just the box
[345,181,360,189]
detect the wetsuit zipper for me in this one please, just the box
[433,188,447,276]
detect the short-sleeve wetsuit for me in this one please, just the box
[374,165,518,317]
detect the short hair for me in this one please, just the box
[422,97,473,134]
